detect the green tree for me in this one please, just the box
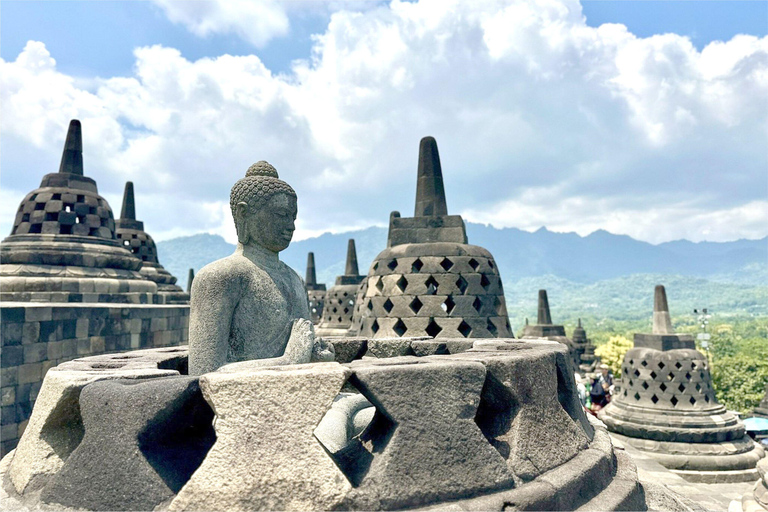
[711,353,768,414]
[594,335,634,375]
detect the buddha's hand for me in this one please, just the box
[284,318,315,364]
[312,337,336,362]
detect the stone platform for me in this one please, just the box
[0,302,189,456]
[1,339,653,511]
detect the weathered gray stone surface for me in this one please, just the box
[352,137,512,340]
[1,341,657,512]
[168,362,352,512]
[323,336,368,363]
[314,392,374,453]
[519,290,582,372]
[115,181,188,304]
[410,338,474,356]
[41,376,214,511]
[214,319,333,372]
[600,285,765,482]
[447,342,591,482]
[7,347,185,494]
[305,252,326,324]
[0,119,159,304]
[338,357,514,510]
[572,318,597,372]
[316,239,365,336]
[188,162,315,375]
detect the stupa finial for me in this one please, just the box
[537,289,552,325]
[345,239,359,276]
[578,318,582,328]
[58,119,84,175]
[306,252,318,286]
[652,285,674,334]
[120,182,136,220]
[187,268,195,294]
[414,136,448,217]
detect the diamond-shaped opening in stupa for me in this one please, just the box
[314,379,395,488]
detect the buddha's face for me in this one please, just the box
[240,193,297,253]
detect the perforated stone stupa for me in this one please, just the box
[305,252,326,324]
[520,290,576,365]
[316,240,364,336]
[600,285,765,483]
[0,120,158,303]
[572,318,597,372]
[115,182,188,304]
[352,137,512,339]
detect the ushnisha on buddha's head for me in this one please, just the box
[230,161,297,253]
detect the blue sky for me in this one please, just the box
[4,1,765,77]
[1,0,767,244]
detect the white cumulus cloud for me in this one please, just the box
[150,0,290,47]
[1,0,766,245]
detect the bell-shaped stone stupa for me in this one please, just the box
[305,252,326,325]
[599,285,765,482]
[315,240,363,336]
[114,182,188,304]
[352,137,512,339]
[0,120,157,303]
[572,318,597,373]
[520,290,577,365]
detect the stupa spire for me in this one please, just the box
[537,289,552,325]
[120,182,136,220]
[345,239,359,276]
[306,252,318,286]
[58,120,84,175]
[652,285,674,334]
[414,136,448,217]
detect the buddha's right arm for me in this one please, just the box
[188,268,239,376]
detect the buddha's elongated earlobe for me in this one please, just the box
[235,202,250,245]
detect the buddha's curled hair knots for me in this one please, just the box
[230,161,296,214]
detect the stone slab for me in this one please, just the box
[40,376,214,511]
[7,362,179,494]
[634,333,696,351]
[339,357,514,510]
[169,362,352,512]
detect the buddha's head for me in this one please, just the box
[230,161,297,253]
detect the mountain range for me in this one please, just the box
[156,224,767,321]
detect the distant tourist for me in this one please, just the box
[589,365,613,412]
[575,372,587,407]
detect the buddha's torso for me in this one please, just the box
[227,253,309,361]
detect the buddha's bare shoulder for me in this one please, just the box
[278,261,304,286]
[192,253,256,293]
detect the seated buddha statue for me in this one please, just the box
[188,161,332,375]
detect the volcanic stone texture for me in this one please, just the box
[304,252,326,324]
[41,376,214,511]
[353,243,512,339]
[0,120,158,304]
[0,304,189,457]
[600,346,765,482]
[307,288,326,324]
[114,182,188,304]
[316,240,364,336]
[168,362,353,512]
[1,340,649,511]
[6,346,189,495]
